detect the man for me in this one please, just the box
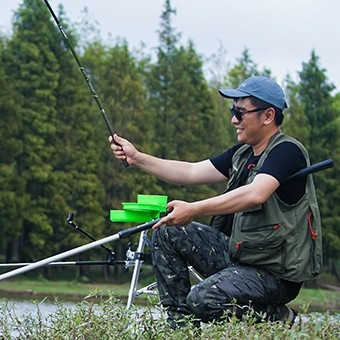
[110,76,322,326]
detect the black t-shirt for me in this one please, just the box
[210,141,307,204]
[210,141,306,295]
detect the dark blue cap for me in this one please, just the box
[219,76,288,110]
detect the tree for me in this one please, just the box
[0,36,27,262]
[297,50,340,271]
[227,49,271,88]
[48,6,106,264]
[281,75,311,146]
[145,0,222,203]
[3,0,62,261]
[146,0,180,163]
[2,0,107,267]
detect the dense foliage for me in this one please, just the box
[0,0,339,281]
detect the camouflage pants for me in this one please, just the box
[151,222,294,322]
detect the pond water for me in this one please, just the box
[0,299,79,337]
[2,298,76,318]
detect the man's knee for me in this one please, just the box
[186,284,230,322]
[185,266,262,321]
[186,286,209,320]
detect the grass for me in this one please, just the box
[0,278,339,338]
[0,278,129,301]
[289,287,340,313]
[0,292,339,339]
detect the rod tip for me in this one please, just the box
[67,212,74,223]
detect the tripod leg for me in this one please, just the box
[126,230,148,309]
[125,231,204,309]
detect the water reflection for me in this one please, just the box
[2,298,76,319]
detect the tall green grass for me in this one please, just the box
[1,291,339,339]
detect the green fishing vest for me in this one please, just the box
[222,131,322,282]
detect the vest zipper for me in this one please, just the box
[241,223,282,233]
[235,239,285,251]
[307,211,318,240]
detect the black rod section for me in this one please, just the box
[43,0,128,167]
[284,159,334,182]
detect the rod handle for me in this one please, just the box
[118,218,162,239]
[284,159,334,182]
[67,212,74,223]
[103,114,129,168]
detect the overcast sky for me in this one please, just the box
[1,0,339,91]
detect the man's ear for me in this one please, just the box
[264,107,276,124]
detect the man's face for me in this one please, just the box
[231,97,267,145]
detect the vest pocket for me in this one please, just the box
[229,228,286,273]
[307,204,322,276]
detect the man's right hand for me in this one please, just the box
[109,134,138,165]
[109,134,227,186]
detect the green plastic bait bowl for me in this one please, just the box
[137,194,168,205]
[110,209,160,223]
[110,194,168,223]
[122,202,167,212]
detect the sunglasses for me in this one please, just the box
[229,105,268,121]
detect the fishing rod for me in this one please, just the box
[0,260,119,268]
[42,0,128,167]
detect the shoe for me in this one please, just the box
[271,305,297,326]
[285,307,298,328]
[291,312,310,329]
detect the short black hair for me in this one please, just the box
[249,97,284,126]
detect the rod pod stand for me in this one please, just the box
[67,212,116,258]
[0,218,161,281]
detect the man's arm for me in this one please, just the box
[110,134,227,185]
[152,173,279,228]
